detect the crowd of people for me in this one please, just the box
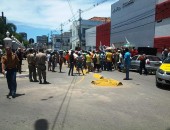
[44,47,139,79]
[2,46,169,98]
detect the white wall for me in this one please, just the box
[71,19,104,50]
[85,27,96,50]
[155,18,170,37]
[156,0,167,4]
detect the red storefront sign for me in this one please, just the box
[156,0,170,21]
[154,36,170,52]
[96,22,111,50]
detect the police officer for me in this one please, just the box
[16,47,23,74]
[1,47,20,98]
[58,50,64,73]
[36,49,49,84]
[68,50,75,76]
[27,49,39,82]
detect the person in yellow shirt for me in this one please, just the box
[106,50,113,71]
[93,51,100,72]
[86,52,92,73]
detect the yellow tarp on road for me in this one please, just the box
[91,74,123,87]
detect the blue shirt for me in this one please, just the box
[124,52,131,66]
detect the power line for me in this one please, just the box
[58,0,114,29]
[81,0,114,13]
[111,9,155,28]
[66,0,78,27]
[84,5,170,37]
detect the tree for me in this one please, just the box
[14,33,22,42]
[0,18,17,46]
[23,40,29,48]
[0,17,29,48]
[6,23,17,34]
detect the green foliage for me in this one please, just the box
[14,33,23,42]
[0,18,28,48]
[23,40,29,47]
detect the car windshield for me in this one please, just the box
[163,57,170,63]
[147,56,161,61]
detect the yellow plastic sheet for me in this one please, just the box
[92,74,123,87]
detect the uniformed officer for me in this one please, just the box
[1,47,20,98]
[27,49,39,82]
[36,49,49,84]
[58,51,64,73]
[16,47,23,74]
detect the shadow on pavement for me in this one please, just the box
[6,93,25,99]
[41,96,54,101]
[34,119,49,130]
[58,71,65,73]
[157,85,170,91]
[15,93,25,97]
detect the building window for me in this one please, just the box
[56,39,61,42]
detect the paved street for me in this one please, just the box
[0,60,170,130]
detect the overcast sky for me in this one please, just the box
[0,0,118,40]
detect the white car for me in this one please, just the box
[130,55,162,74]
[156,56,170,87]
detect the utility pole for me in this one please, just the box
[79,9,82,49]
[60,23,63,50]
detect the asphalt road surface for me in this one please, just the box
[0,61,170,130]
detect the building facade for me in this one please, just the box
[85,22,111,51]
[96,22,111,50]
[36,35,48,50]
[19,32,27,41]
[70,18,106,50]
[154,0,170,52]
[110,0,170,53]
[52,32,71,51]
[85,27,96,51]
[36,35,48,44]
[110,0,156,48]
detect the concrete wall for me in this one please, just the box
[85,27,96,51]
[110,0,156,48]
[157,0,168,4]
[155,18,170,37]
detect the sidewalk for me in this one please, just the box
[0,59,29,78]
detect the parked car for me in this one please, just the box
[156,56,170,87]
[130,55,162,74]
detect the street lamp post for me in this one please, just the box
[11,35,16,50]
[3,31,12,48]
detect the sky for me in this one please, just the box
[0,0,118,41]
